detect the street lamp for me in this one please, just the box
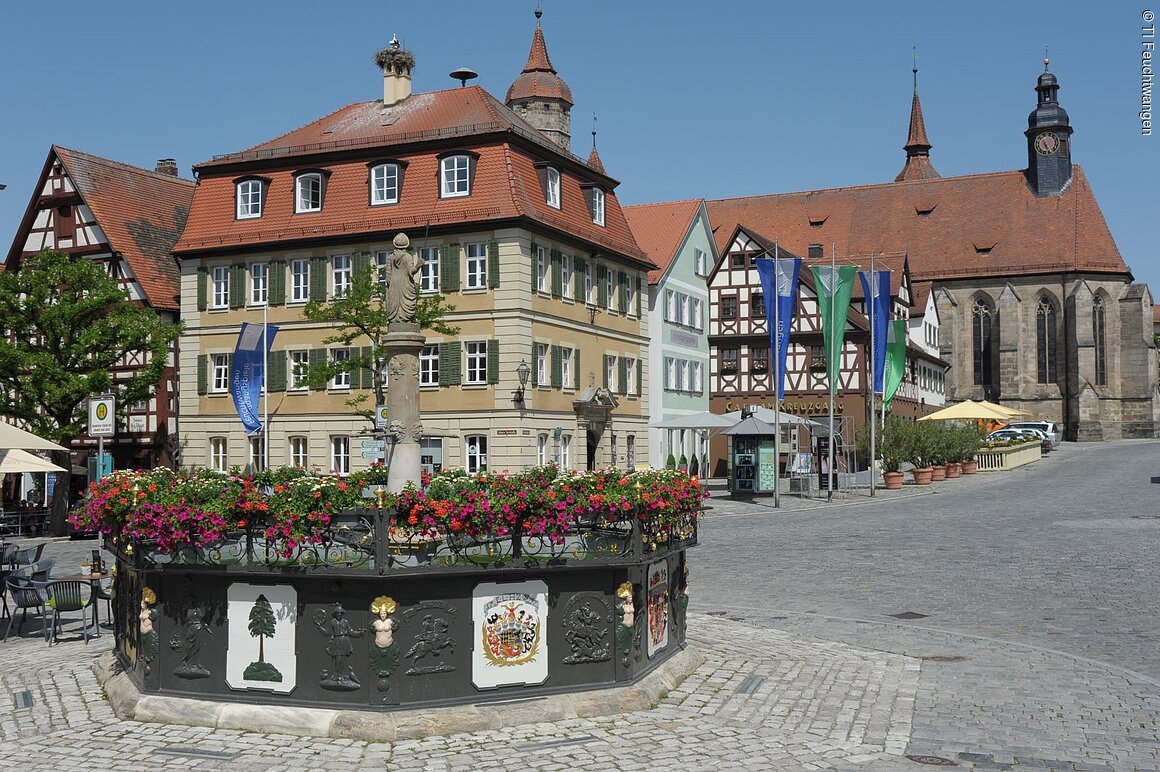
[513,359,531,404]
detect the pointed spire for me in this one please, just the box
[505,7,574,151]
[587,114,606,172]
[895,50,940,182]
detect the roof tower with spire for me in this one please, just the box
[895,55,940,182]
[505,8,573,151]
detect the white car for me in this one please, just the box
[1006,421,1061,449]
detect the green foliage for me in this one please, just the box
[301,259,458,424]
[248,594,277,641]
[666,453,677,469]
[877,416,913,473]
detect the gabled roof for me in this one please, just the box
[4,146,194,311]
[175,88,649,265]
[622,199,703,283]
[706,165,1127,283]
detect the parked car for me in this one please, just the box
[985,428,1038,444]
[1006,420,1062,449]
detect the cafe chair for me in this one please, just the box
[4,575,49,642]
[44,580,95,646]
[12,543,45,568]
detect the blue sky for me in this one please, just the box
[1,2,1155,291]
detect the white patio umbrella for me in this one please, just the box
[0,448,67,474]
[722,406,816,427]
[650,412,734,430]
[0,421,68,452]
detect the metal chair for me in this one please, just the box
[44,580,95,645]
[4,575,48,642]
[92,579,113,631]
[12,543,45,568]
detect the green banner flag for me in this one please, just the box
[810,264,858,396]
[883,319,908,409]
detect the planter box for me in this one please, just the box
[975,440,1042,471]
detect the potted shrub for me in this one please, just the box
[928,423,949,481]
[960,426,983,474]
[874,416,912,490]
[909,421,934,485]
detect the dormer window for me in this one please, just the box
[370,162,403,206]
[294,171,325,213]
[545,167,561,209]
[236,178,264,219]
[440,154,472,198]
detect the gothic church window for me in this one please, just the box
[972,300,994,387]
[1036,297,1058,384]
[1093,295,1107,386]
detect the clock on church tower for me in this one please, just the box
[1024,60,1073,196]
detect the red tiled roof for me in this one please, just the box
[175,88,648,265]
[505,22,573,105]
[911,281,932,313]
[706,165,1127,284]
[1153,304,1160,325]
[586,147,606,175]
[6,147,193,311]
[622,199,703,283]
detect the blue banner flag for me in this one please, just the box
[230,322,278,435]
[755,256,802,400]
[857,269,892,394]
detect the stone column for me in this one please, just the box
[384,321,425,493]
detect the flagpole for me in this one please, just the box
[828,242,836,502]
[262,299,269,471]
[868,252,876,498]
[773,242,780,509]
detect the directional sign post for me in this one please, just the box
[89,395,115,483]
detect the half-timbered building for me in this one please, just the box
[3,147,193,477]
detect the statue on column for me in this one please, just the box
[384,232,421,324]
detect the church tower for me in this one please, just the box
[895,62,940,182]
[1025,59,1074,196]
[505,9,573,152]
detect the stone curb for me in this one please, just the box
[94,645,704,742]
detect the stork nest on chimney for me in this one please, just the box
[374,47,415,72]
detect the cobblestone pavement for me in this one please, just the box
[0,440,1156,770]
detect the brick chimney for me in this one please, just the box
[155,159,179,177]
[376,35,415,107]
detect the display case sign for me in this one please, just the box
[758,440,777,492]
[226,583,298,693]
[472,580,548,689]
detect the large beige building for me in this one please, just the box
[172,21,655,475]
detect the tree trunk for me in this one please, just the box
[49,449,71,536]
[259,634,266,663]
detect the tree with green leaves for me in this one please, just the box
[301,252,458,425]
[0,249,181,534]
[243,593,283,681]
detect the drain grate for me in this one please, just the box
[735,675,766,695]
[513,735,599,752]
[889,611,929,620]
[905,754,959,766]
[920,655,967,662]
[155,747,238,760]
[12,690,33,710]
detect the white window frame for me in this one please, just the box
[591,187,605,226]
[694,248,707,276]
[680,294,690,326]
[212,265,229,309]
[289,436,308,469]
[561,345,573,388]
[605,268,615,312]
[560,434,571,470]
[295,172,323,213]
[545,167,561,209]
[626,357,637,394]
[465,341,487,385]
[537,433,549,465]
[249,436,266,471]
[330,348,351,389]
[370,163,399,205]
[210,437,228,472]
[212,354,229,393]
[465,434,487,474]
[419,345,439,386]
[536,343,549,387]
[679,359,690,392]
[419,246,440,293]
[692,298,703,331]
[562,254,573,299]
[332,254,351,298]
[584,262,594,304]
[330,436,350,476]
[291,258,309,303]
[605,354,617,393]
[440,155,470,198]
[536,246,549,293]
[627,280,637,317]
[250,262,268,306]
[692,361,703,393]
[665,357,675,391]
[665,290,676,322]
[466,242,487,289]
[289,350,310,391]
[236,180,262,219]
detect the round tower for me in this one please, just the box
[505,9,573,152]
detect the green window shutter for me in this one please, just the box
[268,351,287,393]
[488,240,500,289]
[573,348,580,389]
[310,256,327,301]
[441,244,460,293]
[362,346,375,390]
[269,261,286,306]
[550,249,562,298]
[619,271,628,312]
[196,354,208,395]
[230,264,246,308]
[597,265,607,308]
[353,252,371,276]
[487,339,500,385]
[618,356,628,395]
[636,276,643,317]
[439,342,460,385]
[196,267,208,311]
[574,257,585,300]
[603,357,609,389]
[550,345,562,389]
[530,242,539,288]
[309,348,327,390]
[637,358,643,396]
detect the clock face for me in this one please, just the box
[1035,132,1059,155]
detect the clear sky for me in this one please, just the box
[1,2,1155,290]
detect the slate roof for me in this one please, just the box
[5,146,194,311]
[622,199,703,284]
[176,87,648,265]
[705,165,1127,284]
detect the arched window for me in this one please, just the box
[1036,297,1058,384]
[971,299,993,386]
[1093,295,1107,385]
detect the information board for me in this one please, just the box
[757,440,777,492]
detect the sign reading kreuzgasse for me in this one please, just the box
[89,395,115,437]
